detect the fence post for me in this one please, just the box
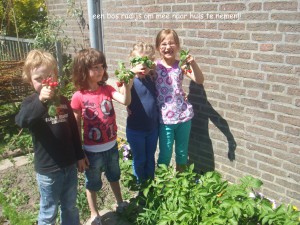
[55,41,64,87]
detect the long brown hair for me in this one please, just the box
[72,48,108,90]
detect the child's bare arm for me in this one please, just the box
[113,79,133,106]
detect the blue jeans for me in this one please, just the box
[36,164,79,225]
[85,144,120,191]
[126,127,159,183]
[158,120,191,166]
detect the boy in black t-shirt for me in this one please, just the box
[15,49,88,225]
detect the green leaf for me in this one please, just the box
[48,105,57,117]
[240,176,263,189]
[178,49,189,67]
[129,56,154,68]
[115,61,134,84]
[232,205,241,218]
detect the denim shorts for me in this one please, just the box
[84,143,120,191]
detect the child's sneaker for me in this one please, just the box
[85,216,102,225]
[114,201,129,213]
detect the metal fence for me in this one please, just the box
[0,36,63,79]
[0,36,34,61]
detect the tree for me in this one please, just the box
[0,0,47,38]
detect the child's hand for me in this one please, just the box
[186,54,195,64]
[179,50,194,75]
[77,156,90,173]
[39,85,55,103]
[115,62,135,87]
[123,77,133,89]
[131,64,151,78]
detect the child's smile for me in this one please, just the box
[159,34,178,61]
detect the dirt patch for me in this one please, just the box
[0,158,133,224]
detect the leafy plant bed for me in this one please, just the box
[0,143,299,225]
[129,164,299,225]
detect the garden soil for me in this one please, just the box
[0,156,132,225]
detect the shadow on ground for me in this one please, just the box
[98,209,132,225]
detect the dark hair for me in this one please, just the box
[155,29,180,50]
[72,48,108,90]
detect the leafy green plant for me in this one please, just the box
[0,0,47,38]
[0,171,37,225]
[77,173,89,221]
[0,103,32,154]
[41,77,60,117]
[0,103,20,141]
[32,16,70,54]
[130,56,155,69]
[135,164,300,225]
[3,130,32,151]
[0,193,36,225]
[178,49,192,75]
[114,62,135,87]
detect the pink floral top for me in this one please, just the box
[155,60,194,124]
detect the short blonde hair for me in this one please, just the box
[130,42,155,60]
[22,49,58,83]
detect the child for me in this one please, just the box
[125,42,159,184]
[15,49,87,225]
[155,29,204,172]
[71,48,132,225]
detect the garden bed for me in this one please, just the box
[0,143,299,225]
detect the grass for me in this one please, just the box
[0,143,6,155]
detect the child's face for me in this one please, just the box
[88,63,105,84]
[159,34,179,60]
[31,65,56,93]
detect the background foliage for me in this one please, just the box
[0,0,47,38]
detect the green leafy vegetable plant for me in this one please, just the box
[178,49,192,75]
[42,77,60,117]
[135,164,300,225]
[130,56,155,69]
[114,62,135,87]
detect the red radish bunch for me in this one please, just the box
[42,77,60,117]
[42,77,59,88]
[178,49,192,75]
[116,81,123,87]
